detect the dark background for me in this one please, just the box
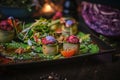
[0,55,120,80]
[0,0,120,9]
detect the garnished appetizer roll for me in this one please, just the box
[0,17,20,42]
[0,19,15,42]
[61,18,78,37]
[41,36,58,55]
[61,35,80,57]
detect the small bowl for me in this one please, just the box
[0,29,15,43]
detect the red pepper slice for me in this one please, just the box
[61,49,76,58]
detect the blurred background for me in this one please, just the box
[0,0,81,19]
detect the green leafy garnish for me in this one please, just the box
[4,41,28,49]
[88,44,99,54]
[80,44,89,54]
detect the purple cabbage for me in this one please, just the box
[81,1,120,36]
